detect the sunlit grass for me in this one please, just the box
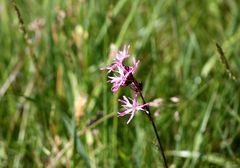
[0,0,240,167]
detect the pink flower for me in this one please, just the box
[101,63,118,74]
[118,95,148,124]
[101,45,130,73]
[128,59,139,75]
[102,45,140,93]
[108,65,127,92]
[115,45,130,64]
[108,60,139,92]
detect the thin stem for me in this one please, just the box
[131,76,168,168]
[139,92,168,168]
[11,0,41,78]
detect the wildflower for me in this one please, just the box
[101,45,130,73]
[149,98,164,107]
[128,58,140,75]
[102,45,140,92]
[101,44,168,167]
[118,95,148,124]
[115,45,130,64]
[108,65,127,92]
[108,59,139,92]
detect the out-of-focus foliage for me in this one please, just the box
[0,0,240,167]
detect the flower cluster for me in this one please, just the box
[102,45,168,167]
[102,45,139,92]
[101,45,148,124]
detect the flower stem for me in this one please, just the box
[139,92,168,168]
[130,75,168,167]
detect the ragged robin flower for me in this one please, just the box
[101,45,130,73]
[102,45,140,93]
[101,44,168,167]
[118,94,148,124]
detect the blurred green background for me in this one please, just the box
[0,0,240,167]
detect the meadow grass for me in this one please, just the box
[0,0,240,167]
